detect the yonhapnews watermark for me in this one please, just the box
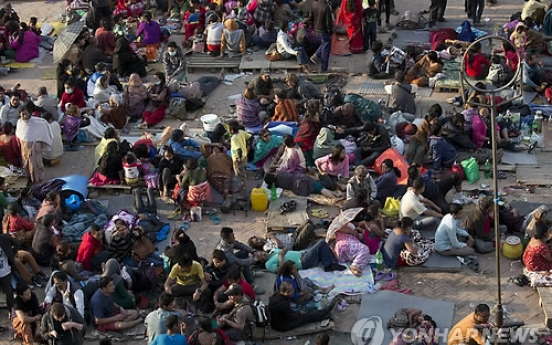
[351,317,544,345]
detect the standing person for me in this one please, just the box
[12,284,42,345]
[362,0,378,53]
[92,0,112,31]
[163,41,187,83]
[429,0,447,27]
[0,233,18,319]
[40,303,85,345]
[228,119,251,193]
[307,0,333,72]
[336,0,363,54]
[469,0,484,27]
[16,108,53,185]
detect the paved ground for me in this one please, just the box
[1,0,551,344]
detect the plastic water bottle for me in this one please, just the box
[270,184,277,201]
[484,159,491,179]
[375,250,383,271]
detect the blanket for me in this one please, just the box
[524,268,552,287]
[299,265,375,298]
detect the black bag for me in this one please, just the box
[324,85,344,109]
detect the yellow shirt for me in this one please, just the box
[168,261,204,286]
[447,313,485,345]
[230,130,251,162]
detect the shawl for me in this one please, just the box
[313,127,339,160]
[16,117,53,147]
[63,115,83,142]
[253,135,282,163]
[101,258,123,286]
[127,73,148,99]
[295,119,321,152]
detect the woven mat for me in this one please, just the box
[41,68,57,80]
[357,82,434,97]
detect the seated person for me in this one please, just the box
[315,144,350,191]
[367,41,392,78]
[60,78,86,113]
[313,127,340,161]
[447,304,490,345]
[215,227,256,285]
[204,249,234,291]
[252,129,282,172]
[167,128,202,160]
[464,42,490,79]
[407,166,462,215]
[86,62,122,98]
[252,20,277,48]
[347,165,377,206]
[31,214,61,267]
[382,217,416,269]
[247,70,274,105]
[176,157,211,209]
[441,113,494,163]
[133,140,158,164]
[221,19,246,57]
[205,15,224,55]
[260,236,347,274]
[8,23,41,63]
[100,259,135,309]
[149,314,187,345]
[163,41,187,83]
[374,159,400,204]
[206,144,233,199]
[435,204,476,256]
[346,122,391,167]
[165,229,200,266]
[328,103,364,129]
[82,37,111,75]
[486,55,510,86]
[76,224,106,273]
[89,142,124,186]
[98,95,127,130]
[285,73,321,105]
[158,146,185,200]
[464,196,500,253]
[385,71,416,115]
[399,177,443,230]
[522,52,544,92]
[35,191,62,221]
[105,220,132,263]
[274,261,334,305]
[405,51,444,87]
[271,134,307,175]
[2,201,34,247]
[43,271,85,318]
[215,284,256,342]
[405,107,440,166]
[91,276,143,332]
[523,225,552,271]
[525,206,550,238]
[12,284,42,344]
[144,293,186,343]
[271,90,299,122]
[40,302,85,345]
[164,254,211,313]
[248,220,318,252]
[235,86,263,129]
[268,282,335,332]
[63,105,90,146]
[294,100,322,165]
[428,122,459,174]
[275,21,311,74]
[213,265,255,314]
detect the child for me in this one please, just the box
[228,119,251,192]
[214,227,258,285]
[486,55,507,86]
[510,23,527,59]
[362,0,378,53]
[367,41,391,78]
[191,27,205,53]
[123,153,141,186]
[128,0,145,18]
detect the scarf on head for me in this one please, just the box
[253,135,282,163]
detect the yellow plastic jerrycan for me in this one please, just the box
[250,188,269,212]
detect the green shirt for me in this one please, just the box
[0,191,7,210]
[265,249,302,273]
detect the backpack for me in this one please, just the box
[457,20,476,43]
[133,262,160,293]
[243,300,270,327]
[324,85,344,109]
[343,93,382,122]
[168,96,188,120]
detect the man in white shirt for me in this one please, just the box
[399,177,443,230]
[276,21,311,74]
[43,271,86,318]
[434,203,476,256]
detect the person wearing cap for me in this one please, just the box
[248,71,274,105]
[268,281,335,332]
[216,283,256,342]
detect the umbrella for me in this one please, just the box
[53,20,85,64]
[326,207,364,241]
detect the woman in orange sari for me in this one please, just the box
[336,0,364,54]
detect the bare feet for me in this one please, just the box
[350,265,363,277]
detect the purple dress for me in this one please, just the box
[136,20,161,45]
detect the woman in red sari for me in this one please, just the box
[336,0,364,54]
[523,225,552,272]
[0,122,22,167]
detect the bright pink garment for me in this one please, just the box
[315,154,350,178]
[9,31,41,62]
[471,115,488,148]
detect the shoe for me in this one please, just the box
[391,9,399,15]
[37,271,48,281]
[31,276,43,288]
[437,17,446,22]
[324,263,347,272]
[310,54,319,65]
[253,285,265,295]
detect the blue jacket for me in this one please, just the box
[428,135,458,171]
[167,138,202,159]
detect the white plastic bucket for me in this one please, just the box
[190,207,202,222]
[200,114,220,132]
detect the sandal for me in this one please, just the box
[168,208,182,220]
[384,272,397,281]
[280,200,297,214]
[311,209,328,218]
[374,271,386,281]
[179,221,190,231]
